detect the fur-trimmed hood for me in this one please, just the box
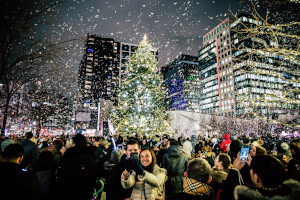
[234,179,300,200]
[211,167,228,183]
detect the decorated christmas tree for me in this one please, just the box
[110,35,173,136]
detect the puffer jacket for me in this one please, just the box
[220,134,232,153]
[20,139,39,169]
[121,164,167,200]
[161,145,188,195]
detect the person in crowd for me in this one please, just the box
[242,137,250,146]
[93,140,111,174]
[38,141,48,154]
[141,138,150,149]
[220,154,300,200]
[51,139,63,167]
[275,153,289,172]
[20,132,39,169]
[121,147,167,200]
[31,150,58,200]
[57,134,98,200]
[105,139,139,200]
[220,133,232,153]
[157,138,168,165]
[161,139,188,196]
[287,142,300,178]
[201,146,216,168]
[195,139,205,155]
[183,137,193,159]
[228,140,242,164]
[166,158,214,200]
[14,138,23,145]
[1,139,14,152]
[210,153,232,194]
[103,149,124,181]
[0,144,43,200]
[249,145,267,157]
[211,138,220,155]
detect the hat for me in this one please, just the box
[53,139,63,150]
[211,138,217,143]
[110,149,124,164]
[102,140,111,146]
[243,138,250,144]
[1,139,14,151]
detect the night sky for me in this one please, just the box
[59,0,269,67]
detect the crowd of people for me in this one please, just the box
[0,132,300,200]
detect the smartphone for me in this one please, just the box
[118,145,123,150]
[202,151,208,158]
[130,153,139,162]
[240,146,250,163]
[273,148,277,153]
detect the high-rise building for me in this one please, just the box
[162,54,200,112]
[198,13,300,119]
[79,34,158,107]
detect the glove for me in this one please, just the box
[132,159,144,175]
[125,158,135,172]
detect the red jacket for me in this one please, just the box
[220,134,232,153]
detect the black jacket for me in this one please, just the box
[287,154,300,178]
[161,145,188,195]
[20,139,39,169]
[57,146,98,200]
[105,154,133,200]
[0,162,43,200]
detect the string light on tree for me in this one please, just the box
[110,35,173,136]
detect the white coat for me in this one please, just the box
[121,164,167,200]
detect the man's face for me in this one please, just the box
[126,144,139,159]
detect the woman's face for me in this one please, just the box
[214,155,220,167]
[282,155,289,164]
[142,139,146,145]
[140,150,152,167]
[250,147,256,157]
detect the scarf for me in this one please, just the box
[183,177,214,199]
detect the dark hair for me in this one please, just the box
[140,147,156,173]
[2,144,24,160]
[290,142,300,154]
[72,134,87,146]
[40,141,48,149]
[250,155,287,188]
[187,158,211,183]
[169,139,179,146]
[126,139,139,149]
[255,146,267,155]
[25,132,33,139]
[218,153,231,172]
[32,151,56,173]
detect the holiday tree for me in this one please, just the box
[110,35,173,136]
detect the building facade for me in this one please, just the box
[198,13,300,120]
[162,54,200,112]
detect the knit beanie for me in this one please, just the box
[110,149,124,164]
[1,139,14,151]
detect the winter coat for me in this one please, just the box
[121,164,167,200]
[210,167,228,194]
[57,146,98,200]
[105,154,133,200]
[287,153,300,178]
[51,148,62,167]
[183,140,192,159]
[220,134,232,153]
[20,139,39,169]
[161,145,188,195]
[0,162,43,200]
[35,170,58,200]
[233,179,300,200]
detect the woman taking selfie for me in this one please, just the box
[121,147,167,200]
